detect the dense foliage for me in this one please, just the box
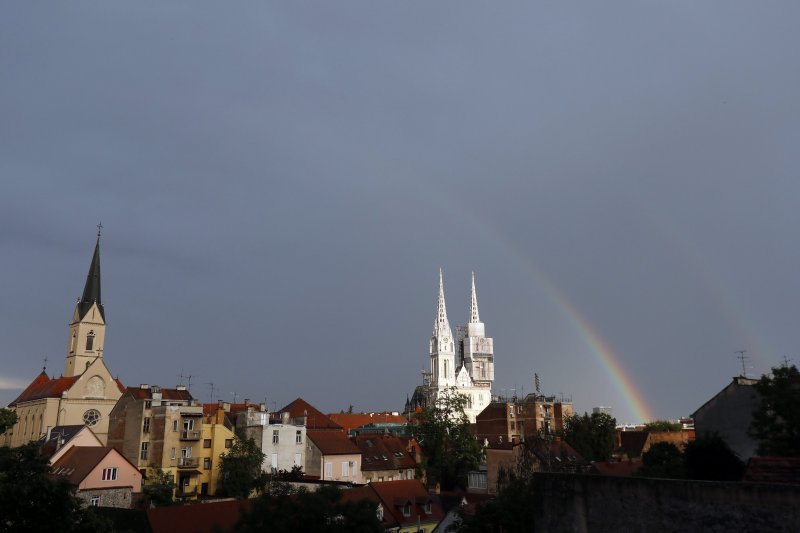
[237,484,382,532]
[0,442,113,532]
[141,465,176,507]
[0,408,17,434]
[643,420,682,433]
[750,364,800,456]
[562,412,616,462]
[412,388,484,490]
[219,437,267,498]
[637,442,685,479]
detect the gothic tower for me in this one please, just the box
[64,233,107,377]
[461,272,494,387]
[430,269,455,388]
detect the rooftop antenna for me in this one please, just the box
[205,382,217,402]
[231,392,238,404]
[534,373,541,395]
[178,371,193,391]
[782,355,793,368]
[735,350,750,377]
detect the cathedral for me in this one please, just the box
[1,232,124,446]
[406,270,495,423]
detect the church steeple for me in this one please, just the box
[433,268,452,340]
[78,232,104,321]
[469,271,480,324]
[64,230,107,377]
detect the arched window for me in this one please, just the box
[86,331,95,351]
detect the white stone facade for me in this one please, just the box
[428,270,494,423]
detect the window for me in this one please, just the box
[90,496,100,507]
[86,331,95,351]
[170,447,176,460]
[341,461,349,477]
[272,430,279,444]
[271,453,278,470]
[140,442,149,460]
[424,501,432,514]
[203,458,211,470]
[294,453,302,466]
[225,439,233,449]
[402,502,411,517]
[295,430,302,444]
[324,462,332,478]
[144,400,151,409]
[203,439,211,448]
[376,504,384,521]
[101,467,117,481]
[183,418,194,431]
[142,417,150,433]
[83,409,100,427]
[172,420,178,432]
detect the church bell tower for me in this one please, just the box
[64,232,106,377]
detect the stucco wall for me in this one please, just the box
[532,473,800,532]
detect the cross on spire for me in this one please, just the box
[96,221,103,237]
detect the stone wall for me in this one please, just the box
[533,473,800,532]
[77,487,135,509]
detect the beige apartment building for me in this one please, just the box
[108,385,225,499]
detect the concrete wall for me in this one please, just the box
[532,473,800,532]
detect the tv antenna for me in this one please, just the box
[735,350,750,377]
[534,373,541,395]
[206,382,217,402]
[178,371,193,390]
[782,355,793,368]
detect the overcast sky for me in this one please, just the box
[2,2,799,423]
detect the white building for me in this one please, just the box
[237,410,306,474]
[408,270,495,423]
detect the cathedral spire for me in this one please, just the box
[78,232,104,321]
[433,268,452,338]
[470,271,480,323]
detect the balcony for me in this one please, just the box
[177,457,199,468]
[180,429,201,441]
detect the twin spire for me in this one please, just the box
[433,269,482,338]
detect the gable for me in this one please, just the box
[68,359,123,401]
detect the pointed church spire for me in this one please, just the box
[433,268,452,338]
[470,271,480,323]
[78,231,104,321]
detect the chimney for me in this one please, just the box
[281,412,290,424]
[140,384,149,389]
[244,398,250,406]
[46,426,53,441]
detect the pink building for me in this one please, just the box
[50,446,142,508]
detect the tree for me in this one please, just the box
[0,442,113,532]
[562,412,616,462]
[412,387,484,490]
[141,465,175,507]
[0,408,17,434]
[643,420,682,433]
[750,364,800,456]
[684,433,745,481]
[237,484,382,532]
[219,437,267,498]
[637,442,685,479]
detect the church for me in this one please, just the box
[1,232,124,446]
[406,270,495,423]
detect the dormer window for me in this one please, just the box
[402,502,412,517]
[86,331,95,351]
[424,500,432,514]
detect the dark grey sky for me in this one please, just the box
[2,2,799,423]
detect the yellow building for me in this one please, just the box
[197,407,236,496]
[2,233,123,446]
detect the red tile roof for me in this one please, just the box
[50,446,131,487]
[307,430,360,455]
[327,413,408,433]
[278,398,341,430]
[743,457,800,485]
[354,434,417,472]
[11,372,78,406]
[368,479,445,528]
[147,499,252,533]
